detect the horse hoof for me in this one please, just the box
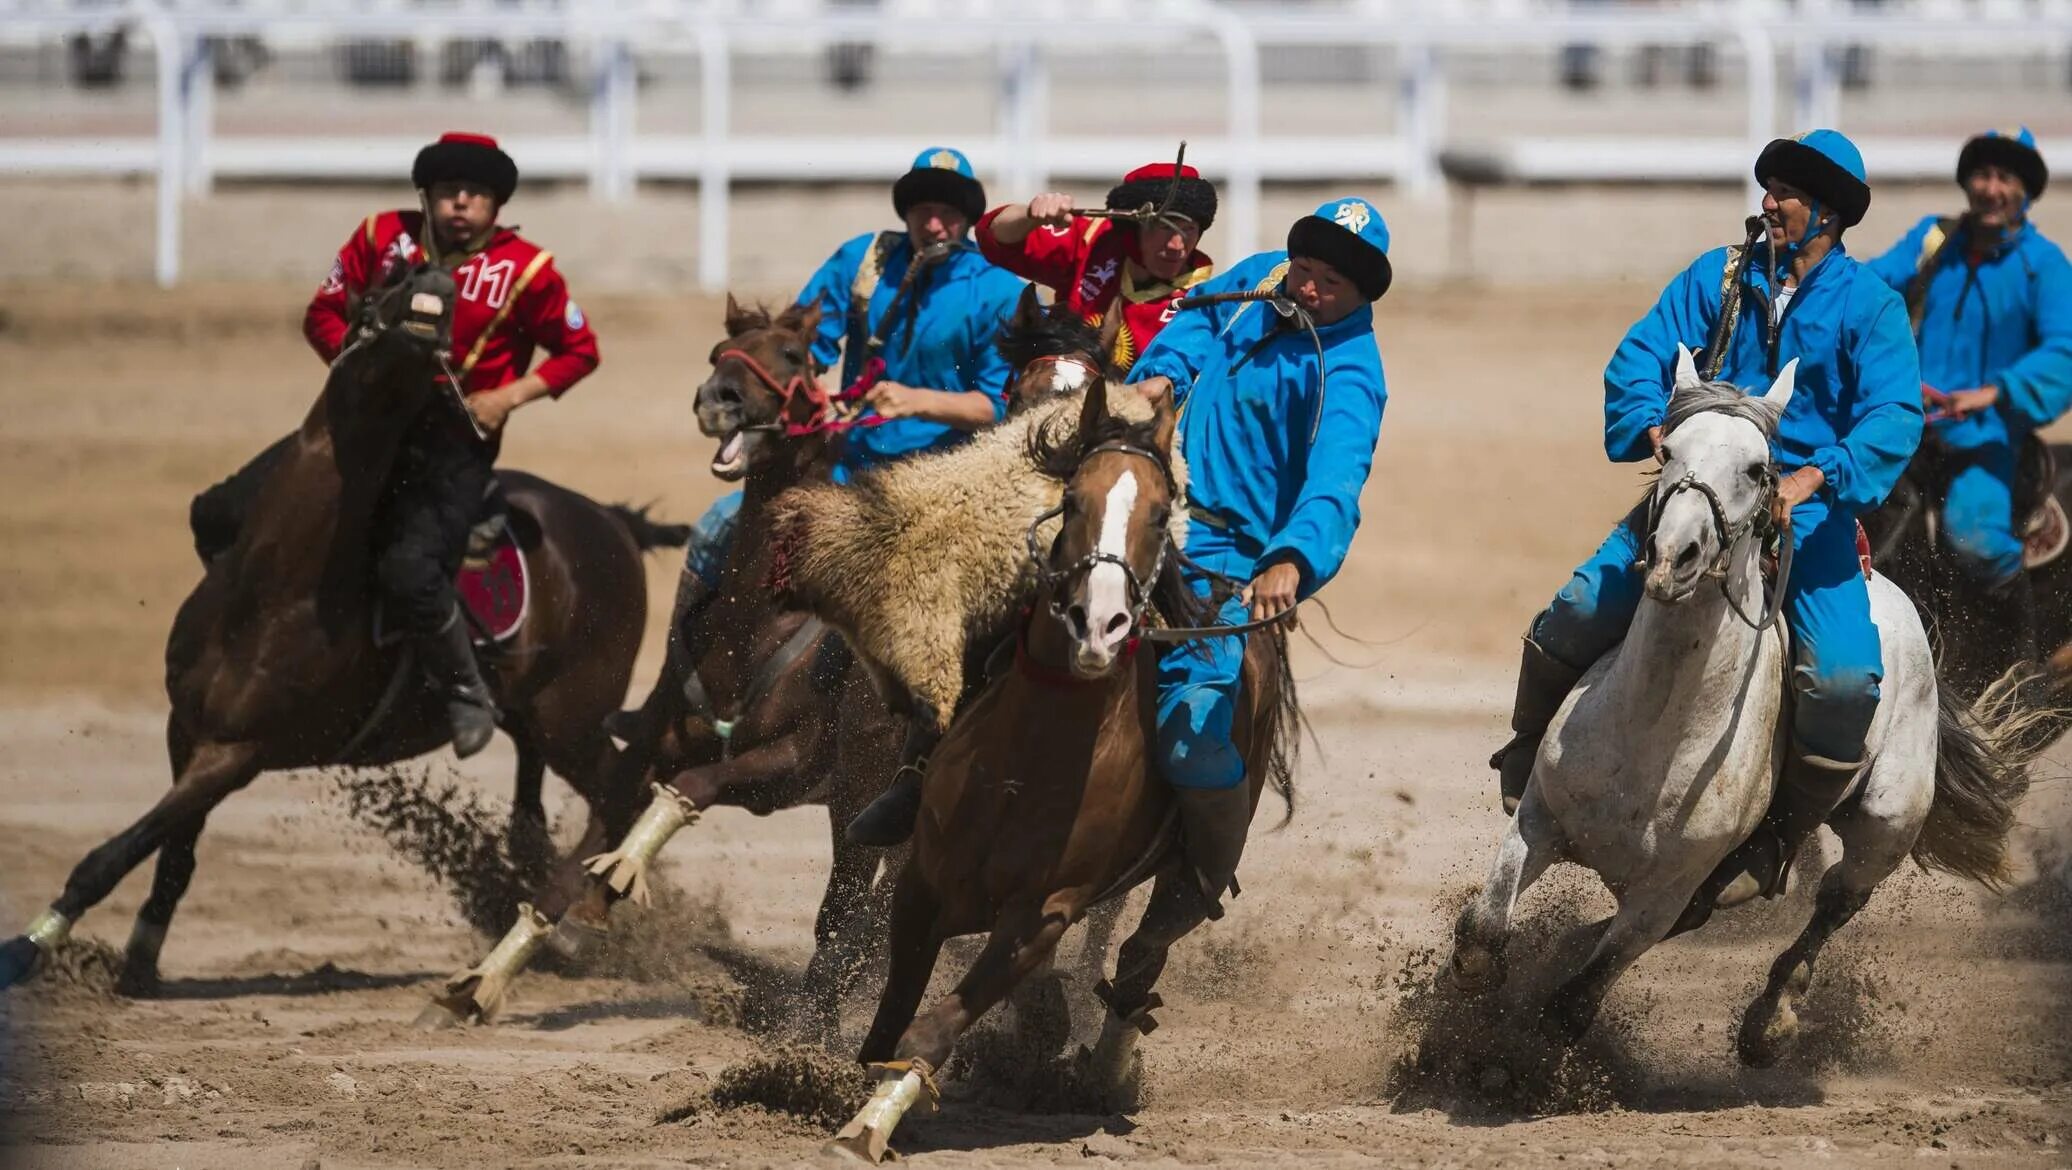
[0,936,41,990]
[547,915,608,962]
[1448,945,1505,994]
[114,963,161,1000]
[412,998,476,1031]
[1736,1003,1796,1069]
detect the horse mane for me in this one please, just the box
[1662,378,1785,439]
[995,305,1110,376]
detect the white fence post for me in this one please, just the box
[1398,35,1445,201]
[182,35,215,196]
[148,7,185,289]
[590,39,635,201]
[697,23,731,294]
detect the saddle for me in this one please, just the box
[2016,438,2069,569]
[373,489,531,648]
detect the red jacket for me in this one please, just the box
[975,208,1213,372]
[303,210,600,397]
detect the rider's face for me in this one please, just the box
[1285,255,1363,325]
[905,201,968,249]
[1137,216,1201,283]
[428,181,498,251]
[1965,163,2028,230]
[1760,179,1818,250]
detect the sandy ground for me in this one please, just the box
[1,241,2070,1165]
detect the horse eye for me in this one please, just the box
[1745,463,1767,482]
[781,346,805,364]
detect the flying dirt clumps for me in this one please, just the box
[22,937,124,1001]
[329,764,545,937]
[705,1044,871,1129]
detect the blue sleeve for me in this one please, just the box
[1602,250,1725,464]
[796,232,874,371]
[1259,347,1388,597]
[962,271,1024,420]
[1863,216,1938,295]
[1809,287,1924,513]
[1997,244,2072,430]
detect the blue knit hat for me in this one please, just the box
[1286,196,1392,301]
[1754,129,1871,227]
[1958,126,2047,199]
[892,146,986,225]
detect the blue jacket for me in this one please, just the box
[1865,216,2072,451]
[796,231,1025,475]
[1605,242,1923,517]
[1131,251,1389,597]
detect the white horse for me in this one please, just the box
[1448,347,2029,1067]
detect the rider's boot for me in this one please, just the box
[844,723,938,847]
[1671,741,1861,936]
[1174,782,1254,922]
[1488,629,1585,815]
[417,604,499,759]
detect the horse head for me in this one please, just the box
[1033,381,1182,678]
[697,295,827,482]
[331,261,456,416]
[1644,344,1795,603]
[998,286,1121,416]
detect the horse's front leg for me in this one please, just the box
[1539,877,1693,1047]
[1447,784,1563,994]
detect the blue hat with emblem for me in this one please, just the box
[1958,126,2047,199]
[892,146,987,226]
[1287,196,1391,302]
[1754,129,1871,228]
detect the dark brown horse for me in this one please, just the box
[1864,430,2072,749]
[0,265,678,995]
[416,297,907,1037]
[825,383,1298,1162]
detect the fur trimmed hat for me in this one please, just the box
[1286,196,1392,302]
[1105,162,1217,230]
[411,131,518,204]
[1754,129,1871,228]
[1958,126,2048,200]
[892,146,986,225]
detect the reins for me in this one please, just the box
[715,345,888,439]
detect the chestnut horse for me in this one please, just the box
[417,298,906,1037]
[0,265,677,995]
[826,382,1298,1162]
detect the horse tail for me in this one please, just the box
[605,501,692,553]
[1915,665,2043,888]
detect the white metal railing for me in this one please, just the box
[1,0,2068,286]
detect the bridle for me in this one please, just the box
[1026,442,1175,636]
[1639,453,1790,632]
[711,345,886,439]
[1024,440,1295,643]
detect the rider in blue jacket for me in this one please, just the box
[676,147,1025,641]
[1864,127,2072,658]
[1122,197,1391,914]
[1491,131,1924,927]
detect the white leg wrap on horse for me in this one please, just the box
[832,1060,938,1163]
[582,784,698,906]
[444,903,552,1019]
[25,908,71,951]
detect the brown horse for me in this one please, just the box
[416,297,906,1036]
[0,265,676,995]
[825,383,1298,1162]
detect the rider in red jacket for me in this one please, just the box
[192,132,600,757]
[976,162,1217,372]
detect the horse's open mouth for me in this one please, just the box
[712,430,757,481]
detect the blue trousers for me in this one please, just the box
[684,490,743,590]
[1941,440,2023,586]
[1156,522,1256,791]
[1533,499,1883,763]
